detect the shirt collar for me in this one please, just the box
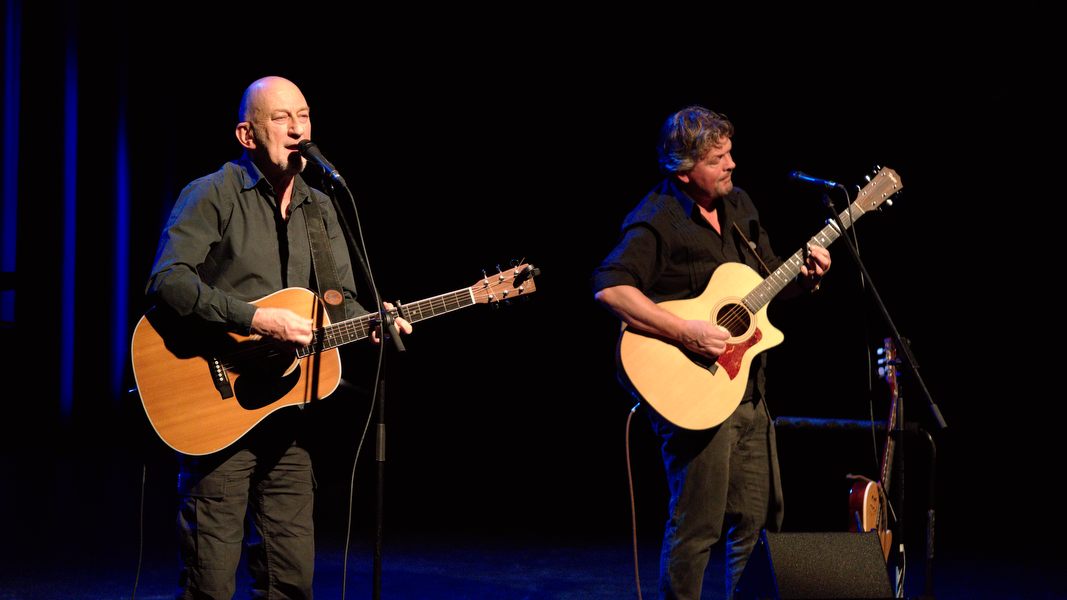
[236,152,265,191]
[667,178,739,220]
[236,152,312,208]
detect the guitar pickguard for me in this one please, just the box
[717,328,763,379]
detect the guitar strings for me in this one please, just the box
[712,252,811,335]
[713,190,878,336]
[214,267,528,369]
[216,315,376,369]
[215,287,482,369]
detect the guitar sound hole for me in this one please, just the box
[715,303,751,337]
[230,344,302,409]
[233,363,301,410]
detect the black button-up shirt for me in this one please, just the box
[592,178,787,401]
[592,179,783,300]
[147,153,365,333]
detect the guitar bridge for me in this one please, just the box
[208,356,234,399]
[685,348,720,375]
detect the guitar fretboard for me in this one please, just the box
[742,199,862,313]
[741,168,899,312]
[295,287,477,357]
[880,339,899,491]
[398,288,478,323]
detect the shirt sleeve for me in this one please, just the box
[591,223,664,294]
[146,180,258,333]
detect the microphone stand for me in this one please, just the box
[372,311,402,600]
[321,173,405,600]
[820,188,945,599]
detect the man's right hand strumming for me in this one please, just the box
[679,320,730,358]
[251,307,314,345]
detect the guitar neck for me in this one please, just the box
[742,167,900,313]
[880,383,899,491]
[879,337,900,491]
[291,262,539,358]
[295,287,475,358]
[881,437,896,492]
[397,287,478,323]
[743,202,856,312]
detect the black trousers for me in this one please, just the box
[650,399,776,600]
[176,412,315,600]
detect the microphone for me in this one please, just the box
[789,170,840,189]
[297,140,346,186]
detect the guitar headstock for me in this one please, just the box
[470,263,540,304]
[853,167,903,213]
[877,337,899,395]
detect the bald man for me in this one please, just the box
[147,76,409,599]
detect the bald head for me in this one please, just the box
[238,76,306,124]
[234,76,312,183]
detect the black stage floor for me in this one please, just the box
[2,424,1061,599]
[2,531,1063,599]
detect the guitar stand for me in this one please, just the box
[774,416,939,598]
[885,408,941,600]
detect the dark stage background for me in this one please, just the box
[2,4,1059,596]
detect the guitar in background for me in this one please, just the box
[848,337,901,560]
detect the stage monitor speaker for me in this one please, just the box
[734,531,893,599]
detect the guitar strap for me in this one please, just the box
[302,197,348,324]
[731,221,772,277]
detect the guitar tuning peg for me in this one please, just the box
[876,347,885,356]
[878,367,886,378]
[885,199,893,207]
[864,174,872,182]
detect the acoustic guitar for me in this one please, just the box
[131,264,538,455]
[618,168,902,429]
[848,337,900,560]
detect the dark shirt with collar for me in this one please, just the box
[592,178,786,401]
[148,153,366,333]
